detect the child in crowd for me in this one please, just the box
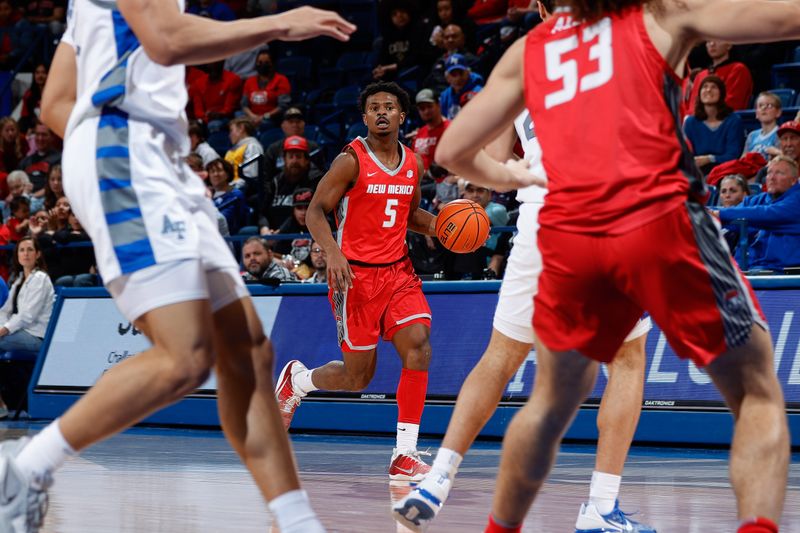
[743,91,782,160]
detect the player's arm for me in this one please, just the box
[484,123,519,162]
[117,0,355,66]
[306,151,358,292]
[408,155,436,236]
[658,0,800,55]
[40,42,77,139]
[434,38,544,192]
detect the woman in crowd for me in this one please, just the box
[241,48,290,126]
[0,236,54,418]
[19,63,47,133]
[0,117,27,174]
[719,173,750,208]
[43,163,64,211]
[206,158,249,235]
[683,75,745,174]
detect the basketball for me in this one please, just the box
[435,199,491,253]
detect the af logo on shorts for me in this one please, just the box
[162,215,186,240]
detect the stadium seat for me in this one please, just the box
[258,127,285,149]
[277,55,313,92]
[735,110,760,133]
[768,88,797,108]
[771,62,800,90]
[208,129,232,155]
[706,185,719,206]
[334,85,362,124]
[304,124,321,142]
[0,350,38,419]
[345,122,368,141]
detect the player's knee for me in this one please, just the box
[160,342,215,398]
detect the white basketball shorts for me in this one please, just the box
[493,202,652,344]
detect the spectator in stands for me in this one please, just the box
[18,121,60,201]
[0,0,21,70]
[685,40,753,113]
[19,63,47,133]
[716,156,800,271]
[188,121,220,168]
[467,0,508,24]
[0,195,29,243]
[225,117,263,184]
[187,0,236,21]
[505,0,540,30]
[224,46,259,80]
[2,170,31,220]
[43,195,69,236]
[263,135,322,229]
[373,2,426,80]
[207,158,249,235]
[241,48,291,127]
[411,89,450,172]
[683,76,744,174]
[273,187,312,255]
[263,107,321,180]
[449,179,508,278]
[189,60,242,132]
[241,236,297,282]
[426,0,477,54]
[42,163,62,211]
[0,118,27,174]
[425,23,480,93]
[51,211,96,287]
[304,240,327,284]
[743,92,782,160]
[778,120,800,164]
[0,236,54,418]
[719,174,750,207]
[439,54,483,120]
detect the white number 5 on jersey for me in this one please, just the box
[544,17,613,109]
[383,199,398,228]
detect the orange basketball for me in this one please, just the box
[435,199,491,253]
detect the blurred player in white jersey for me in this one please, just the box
[394,5,655,533]
[0,2,354,532]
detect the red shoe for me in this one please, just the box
[275,360,307,430]
[389,449,431,481]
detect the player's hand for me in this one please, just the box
[326,247,355,293]
[501,158,546,191]
[273,7,356,42]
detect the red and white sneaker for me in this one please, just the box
[275,360,307,430]
[389,448,432,482]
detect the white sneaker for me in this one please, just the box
[391,470,451,532]
[575,500,656,533]
[0,438,52,533]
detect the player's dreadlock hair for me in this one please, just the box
[359,82,411,115]
[555,0,664,22]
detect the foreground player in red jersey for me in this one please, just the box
[276,82,439,481]
[434,1,800,532]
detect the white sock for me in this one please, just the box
[588,471,621,515]
[416,447,463,503]
[293,369,318,397]
[268,489,324,533]
[15,419,76,482]
[396,423,419,454]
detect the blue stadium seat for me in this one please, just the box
[304,124,321,142]
[258,127,285,149]
[345,122,368,141]
[735,110,760,133]
[334,85,362,124]
[706,185,719,206]
[767,88,797,108]
[794,45,800,63]
[277,56,313,91]
[771,62,800,90]
[207,130,232,155]
[749,184,763,196]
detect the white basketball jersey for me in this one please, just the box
[62,0,189,153]
[513,111,547,204]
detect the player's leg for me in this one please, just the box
[705,325,788,530]
[210,286,323,533]
[487,342,598,532]
[388,322,432,481]
[575,325,655,533]
[393,329,532,530]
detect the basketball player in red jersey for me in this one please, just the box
[432,1,800,532]
[275,82,439,481]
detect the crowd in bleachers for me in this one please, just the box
[0,0,796,290]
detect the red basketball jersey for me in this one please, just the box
[523,6,704,234]
[336,137,418,264]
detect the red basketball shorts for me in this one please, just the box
[533,202,767,367]
[329,258,432,352]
